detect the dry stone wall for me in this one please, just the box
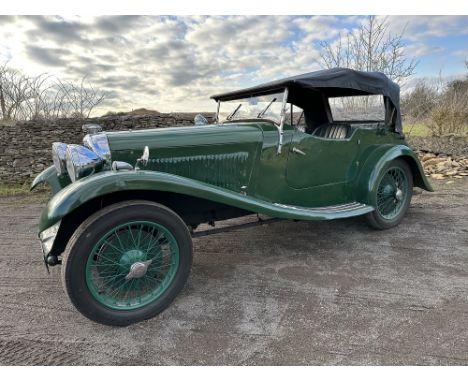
[0,113,212,184]
[0,115,466,185]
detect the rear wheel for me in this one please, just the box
[61,201,192,326]
[365,159,413,230]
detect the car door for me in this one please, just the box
[285,128,360,189]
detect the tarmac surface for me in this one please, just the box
[0,178,467,365]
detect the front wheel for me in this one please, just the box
[61,200,193,326]
[365,159,413,230]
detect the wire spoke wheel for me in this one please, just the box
[62,201,192,326]
[376,166,409,220]
[85,220,180,310]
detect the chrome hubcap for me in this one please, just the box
[125,259,153,280]
[395,188,403,201]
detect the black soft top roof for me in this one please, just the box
[211,68,402,133]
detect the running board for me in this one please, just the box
[271,201,374,220]
[192,202,374,237]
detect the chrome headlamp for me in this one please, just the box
[52,142,68,176]
[83,132,111,162]
[66,144,104,182]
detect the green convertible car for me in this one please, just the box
[31,68,432,326]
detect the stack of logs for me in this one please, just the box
[418,152,468,180]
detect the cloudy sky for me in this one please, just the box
[0,15,466,115]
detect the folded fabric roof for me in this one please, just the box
[211,68,402,133]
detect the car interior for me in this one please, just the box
[289,89,392,140]
[312,123,352,139]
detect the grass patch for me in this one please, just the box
[0,182,50,197]
[0,184,29,196]
[403,123,430,137]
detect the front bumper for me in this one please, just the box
[38,220,61,265]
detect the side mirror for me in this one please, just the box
[194,114,208,126]
[135,146,149,170]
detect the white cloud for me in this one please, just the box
[405,43,445,58]
[383,15,468,41]
[293,16,342,43]
[452,49,467,61]
[0,15,465,115]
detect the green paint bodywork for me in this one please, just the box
[34,120,432,254]
[31,165,71,194]
[107,124,263,193]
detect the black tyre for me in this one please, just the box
[365,158,413,230]
[61,200,193,326]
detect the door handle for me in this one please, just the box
[292,147,306,156]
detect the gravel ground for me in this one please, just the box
[0,179,467,365]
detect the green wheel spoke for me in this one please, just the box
[108,280,128,300]
[376,166,409,220]
[104,278,123,291]
[148,262,176,271]
[146,233,165,254]
[85,220,180,311]
[123,278,135,305]
[135,224,142,249]
[139,227,156,249]
[126,226,137,248]
[113,228,127,252]
[120,229,132,252]
[143,273,153,293]
[102,240,126,255]
[94,260,120,268]
[95,254,121,266]
[98,272,126,281]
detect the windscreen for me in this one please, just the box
[217,91,286,124]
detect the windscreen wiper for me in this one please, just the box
[257,98,277,118]
[226,104,242,121]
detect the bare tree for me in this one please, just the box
[0,62,7,119]
[0,61,106,122]
[401,81,438,120]
[55,76,106,119]
[318,16,419,117]
[428,73,468,136]
[319,16,418,85]
[21,74,54,120]
[402,67,468,137]
[401,75,443,137]
[0,63,33,120]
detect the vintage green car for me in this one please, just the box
[31,68,432,326]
